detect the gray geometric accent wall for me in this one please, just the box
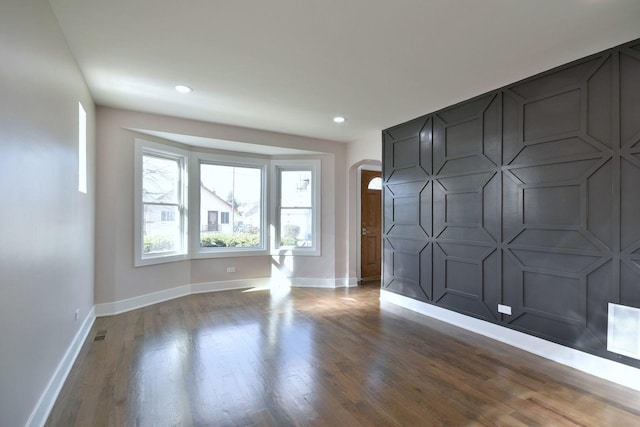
[382,39,640,367]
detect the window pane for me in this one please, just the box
[160,210,175,222]
[200,164,262,248]
[280,170,312,207]
[143,155,180,203]
[367,177,382,190]
[280,208,312,247]
[143,204,181,254]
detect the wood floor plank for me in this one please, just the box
[46,285,640,426]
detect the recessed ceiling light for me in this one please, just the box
[333,116,346,123]
[175,85,193,93]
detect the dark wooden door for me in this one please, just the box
[361,170,382,280]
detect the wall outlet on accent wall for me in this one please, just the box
[498,304,512,315]
[226,267,236,273]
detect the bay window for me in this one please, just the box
[134,139,320,265]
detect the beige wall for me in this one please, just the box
[95,107,349,304]
[347,130,383,169]
[0,1,96,425]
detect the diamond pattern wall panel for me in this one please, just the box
[432,93,500,321]
[382,39,640,367]
[383,117,432,301]
[620,46,640,310]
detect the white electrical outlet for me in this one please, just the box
[226,267,236,273]
[498,304,512,315]
[74,309,79,321]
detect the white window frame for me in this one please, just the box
[191,152,268,258]
[271,158,321,256]
[134,139,189,266]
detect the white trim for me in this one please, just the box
[26,307,96,427]
[95,276,358,317]
[95,285,191,316]
[344,276,360,287]
[380,290,640,392]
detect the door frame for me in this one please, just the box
[356,163,382,283]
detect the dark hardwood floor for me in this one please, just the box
[46,284,640,426]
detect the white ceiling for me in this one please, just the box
[50,0,640,143]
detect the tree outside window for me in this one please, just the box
[139,149,187,260]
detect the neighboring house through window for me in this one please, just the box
[161,210,176,222]
[197,156,266,253]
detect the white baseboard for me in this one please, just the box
[95,277,352,317]
[380,290,640,392]
[26,306,96,427]
[343,277,359,287]
[95,285,191,317]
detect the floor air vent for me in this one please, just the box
[608,303,640,360]
[94,330,107,341]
